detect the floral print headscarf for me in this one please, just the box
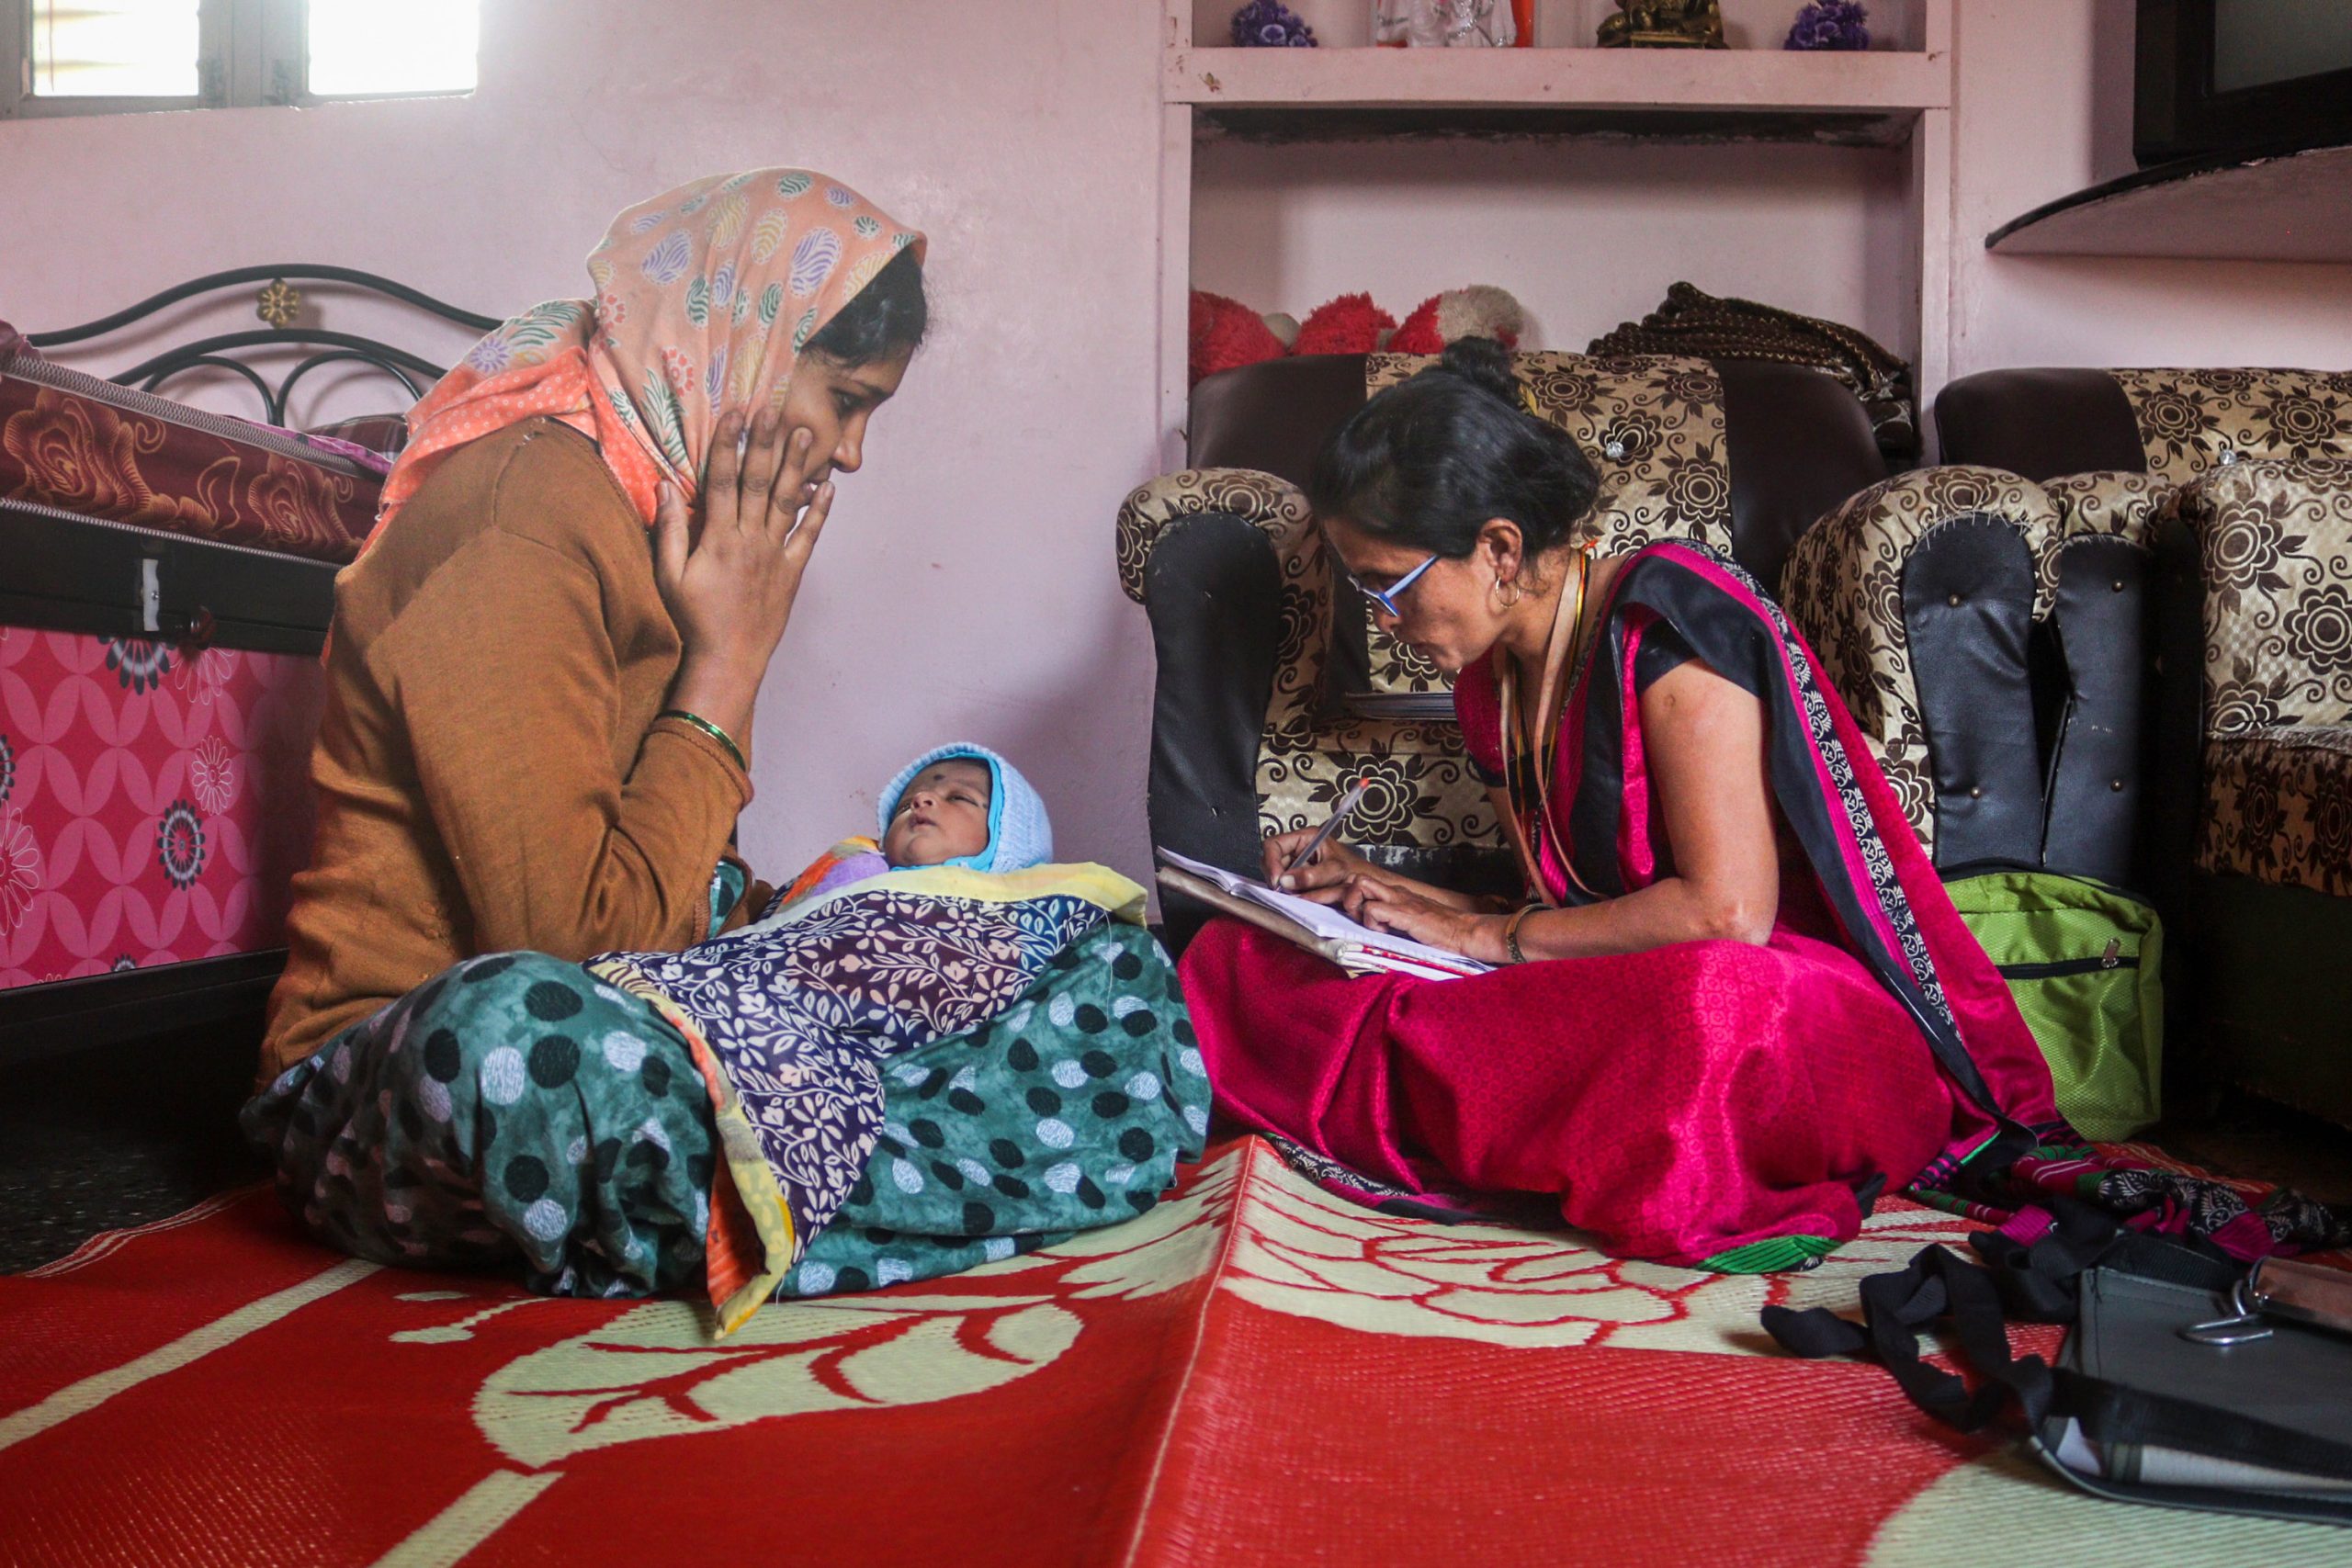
[368,169,924,547]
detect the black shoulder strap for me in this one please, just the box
[1762,1206,2352,1490]
[1762,1197,2232,1432]
[1763,1241,2052,1433]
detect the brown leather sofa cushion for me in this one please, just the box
[1933,368,2145,480]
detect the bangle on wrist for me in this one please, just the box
[659,707,747,773]
[1501,905,1535,965]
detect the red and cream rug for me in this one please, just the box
[2,1136,2342,1565]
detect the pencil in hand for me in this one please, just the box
[1281,775,1372,883]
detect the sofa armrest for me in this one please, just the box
[1117,466,1516,942]
[1118,468,1315,948]
[1781,466,2058,864]
[1138,513,1285,949]
[2035,471,2177,886]
[1116,468,1310,605]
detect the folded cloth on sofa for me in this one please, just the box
[590,857,1160,1334]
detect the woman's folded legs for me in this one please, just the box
[243,951,717,1298]
[1182,919,1954,1268]
[243,925,1215,1303]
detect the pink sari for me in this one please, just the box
[1182,540,2067,1269]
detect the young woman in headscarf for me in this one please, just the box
[243,170,933,1298]
[1181,339,2340,1271]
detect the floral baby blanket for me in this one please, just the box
[592,855,1156,1333]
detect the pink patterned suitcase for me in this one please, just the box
[0,628,325,991]
[0,276,480,1057]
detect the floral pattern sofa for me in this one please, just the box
[1786,367,2352,1125]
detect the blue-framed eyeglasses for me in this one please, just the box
[1342,553,1438,618]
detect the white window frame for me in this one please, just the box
[0,0,474,119]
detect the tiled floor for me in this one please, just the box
[3,1021,2347,1275]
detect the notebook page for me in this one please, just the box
[1156,849,1491,975]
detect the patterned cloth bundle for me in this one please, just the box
[593,851,1210,1334]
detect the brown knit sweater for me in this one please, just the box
[260,418,765,1082]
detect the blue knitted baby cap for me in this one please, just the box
[877,743,1054,873]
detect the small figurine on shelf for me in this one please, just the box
[1595,0,1725,49]
[1232,1,1317,47]
[1785,1,1870,51]
[1374,1,1529,49]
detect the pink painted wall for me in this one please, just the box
[0,0,1172,891]
[1949,0,2352,381]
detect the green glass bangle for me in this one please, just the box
[660,707,747,773]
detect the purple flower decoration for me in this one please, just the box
[1786,1,1869,51]
[1231,0,1317,47]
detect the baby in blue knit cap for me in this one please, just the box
[876,743,1053,872]
[775,744,1053,913]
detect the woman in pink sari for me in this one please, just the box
[1179,339,2075,1270]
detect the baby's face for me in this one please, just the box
[883,759,993,867]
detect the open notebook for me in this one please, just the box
[1154,848,1492,981]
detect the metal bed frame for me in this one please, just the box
[2,266,494,1060]
[24,263,497,423]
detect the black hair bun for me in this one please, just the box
[1436,335,1521,409]
[1312,331,1598,564]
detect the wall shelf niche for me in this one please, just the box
[1172,39,1947,132]
[1155,2,1959,468]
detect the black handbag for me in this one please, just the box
[1765,1200,2352,1526]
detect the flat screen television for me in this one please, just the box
[2136,0,2352,166]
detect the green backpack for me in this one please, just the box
[1941,866,2165,1142]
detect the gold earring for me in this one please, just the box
[1496,577,1523,610]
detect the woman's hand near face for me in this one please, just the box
[657,409,835,757]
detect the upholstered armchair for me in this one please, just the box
[1116,351,1885,948]
[2173,459,2352,895]
[1924,367,2352,1123]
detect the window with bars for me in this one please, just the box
[3,0,478,116]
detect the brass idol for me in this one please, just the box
[1597,0,1727,49]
